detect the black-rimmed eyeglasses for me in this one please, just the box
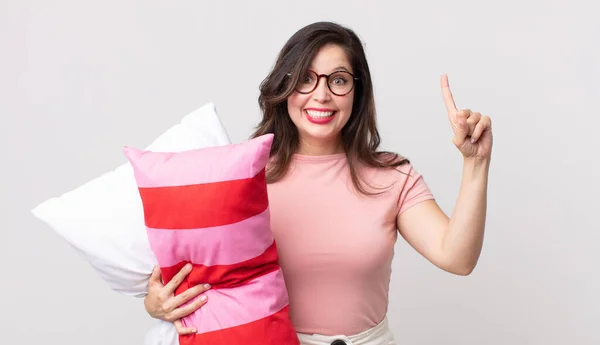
[287,70,358,96]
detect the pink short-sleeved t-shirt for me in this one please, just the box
[267,153,435,336]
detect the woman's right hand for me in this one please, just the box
[144,264,211,335]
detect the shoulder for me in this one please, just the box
[367,151,414,177]
[354,154,408,190]
[369,162,417,187]
[375,151,407,163]
[365,152,435,212]
[362,150,432,191]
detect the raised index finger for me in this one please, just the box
[440,74,457,113]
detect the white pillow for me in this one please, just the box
[31,102,231,297]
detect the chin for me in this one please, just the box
[300,127,342,143]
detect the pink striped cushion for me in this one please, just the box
[124,134,299,345]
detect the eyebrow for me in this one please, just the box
[309,65,352,73]
[332,65,350,72]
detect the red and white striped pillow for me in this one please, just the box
[124,133,299,345]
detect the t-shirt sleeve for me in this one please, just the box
[396,164,435,215]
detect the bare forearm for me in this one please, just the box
[443,157,490,274]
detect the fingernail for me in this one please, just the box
[204,283,211,289]
[471,138,477,143]
[191,328,197,333]
[200,295,207,301]
[184,263,192,270]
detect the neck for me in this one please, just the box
[297,136,344,156]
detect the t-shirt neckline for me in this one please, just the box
[291,152,347,162]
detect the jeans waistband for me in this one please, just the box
[296,317,394,345]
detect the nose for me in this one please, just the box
[312,75,332,103]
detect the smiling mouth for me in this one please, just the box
[304,109,336,125]
[305,109,336,118]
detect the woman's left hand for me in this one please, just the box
[440,75,493,160]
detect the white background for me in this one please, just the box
[1,0,598,344]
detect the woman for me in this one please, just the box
[143,21,492,344]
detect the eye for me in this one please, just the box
[330,74,348,85]
[301,73,314,84]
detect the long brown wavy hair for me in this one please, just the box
[251,21,409,195]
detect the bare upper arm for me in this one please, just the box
[396,199,451,271]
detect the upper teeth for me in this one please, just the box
[306,110,334,118]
